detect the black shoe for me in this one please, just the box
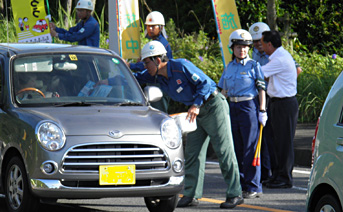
[177,196,199,207]
[220,196,244,209]
[262,176,275,186]
[266,181,292,189]
[242,191,262,199]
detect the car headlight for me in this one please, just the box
[36,121,66,151]
[161,118,182,149]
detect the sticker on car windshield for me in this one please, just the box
[112,58,119,64]
[69,55,78,61]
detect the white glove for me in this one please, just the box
[258,111,268,126]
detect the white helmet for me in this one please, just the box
[141,41,167,61]
[229,29,253,48]
[75,0,94,11]
[249,22,270,40]
[145,11,165,26]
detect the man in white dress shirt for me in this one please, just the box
[260,30,298,189]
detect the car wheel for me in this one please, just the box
[314,194,342,212]
[144,194,178,212]
[4,156,40,212]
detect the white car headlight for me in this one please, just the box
[161,118,182,149]
[36,121,66,151]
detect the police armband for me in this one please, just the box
[256,79,266,91]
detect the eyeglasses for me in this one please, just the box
[253,40,261,43]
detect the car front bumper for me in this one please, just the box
[31,176,184,199]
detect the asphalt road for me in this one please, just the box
[0,162,310,212]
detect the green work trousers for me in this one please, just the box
[183,93,242,199]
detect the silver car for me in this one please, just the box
[0,43,184,212]
[306,70,343,212]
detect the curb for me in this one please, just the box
[206,123,315,168]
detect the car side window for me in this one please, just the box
[339,107,343,125]
[0,57,3,101]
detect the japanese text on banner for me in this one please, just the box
[117,0,140,59]
[211,0,241,66]
[11,0,52,43]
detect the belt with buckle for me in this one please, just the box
[271,96,295,102]
[229,96,254,103]
[203,89,219,105]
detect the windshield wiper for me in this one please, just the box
[53,102,98,107]
[114,101,143,106]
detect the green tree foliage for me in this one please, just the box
[282,0,343,55]
[8,0,338,55]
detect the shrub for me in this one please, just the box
[295,52,343,122]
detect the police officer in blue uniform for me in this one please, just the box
[219,29,267,199]
[127,11,172,113]
[135,41,243,209]
[49,0,100,47]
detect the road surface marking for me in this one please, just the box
[180,195,295,212]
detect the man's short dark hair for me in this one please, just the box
[262,30,282,48]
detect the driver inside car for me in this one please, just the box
[16,73,43,100]
[15,73,59,101]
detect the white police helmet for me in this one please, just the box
[145,11,165,26]
[229,29,253,48]
[249,22,270,40]
[75,0,94,11]
[141,41,167,61]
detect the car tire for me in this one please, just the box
[144,194,178,212]
[4,156,40,212]
[314,194,342,212]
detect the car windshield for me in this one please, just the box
[12,53,146,107]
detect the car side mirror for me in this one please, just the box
[144,86,163,102]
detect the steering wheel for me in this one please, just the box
[17,87,45,98]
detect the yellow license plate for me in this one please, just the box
[99,165,136,185]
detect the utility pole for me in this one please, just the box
[108,0,119,54]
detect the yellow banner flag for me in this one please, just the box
[118,0,140,59]
[211,0,241,66]
[11,0,52,43]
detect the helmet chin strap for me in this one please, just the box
[236,56,247,62]
[149,55,166,82]
[151,58,159,83]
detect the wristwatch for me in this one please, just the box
[193,104,201,109]
[259,109,266,113]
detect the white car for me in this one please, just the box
[306,70,343,212]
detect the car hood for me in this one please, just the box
[15,106,168,136]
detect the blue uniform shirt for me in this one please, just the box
[252,47,269,66]
[218,56,264,98]
[130,34,173,72]
[56,16,100,47]
[134,59,216,106]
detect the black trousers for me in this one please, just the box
[270,96,298,185]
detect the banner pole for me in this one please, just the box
[45,0,54,43]
[108,0,120,54]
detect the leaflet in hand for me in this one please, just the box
[78,80,112,97]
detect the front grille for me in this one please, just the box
[61,178,170,188]
[62,143,169,173]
